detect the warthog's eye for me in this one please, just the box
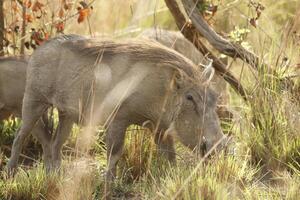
[186,94,193,101]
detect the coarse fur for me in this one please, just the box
[65,35,200,78]
[8,34,225,196]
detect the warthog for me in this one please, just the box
[0,57,52,167]
[0,57,28,121]
[139,29,231,119]
[8,34,225,182]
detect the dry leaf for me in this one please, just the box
[79,1,89,9]
[32,0,44,12]
[24,0,32,8]
[44,32,49,40]
[208,4,218,16]
[55,22,65,32]
[77,8,90,23]
[59,8,64,18]
[64,3,72,10]
[24,41,30,49]
[25,14,33,23]
[11,1,19,12]
[31,29,47,45]
[250,18,257,28]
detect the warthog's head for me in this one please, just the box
[166,70,226,156]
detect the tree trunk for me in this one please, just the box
[20,4,26,55]
[0,0,4,56]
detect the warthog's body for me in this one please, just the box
[0,57,51,167]
[139,29,230,118]
[0,57,28,120]
[8,35,225,187]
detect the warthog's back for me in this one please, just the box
[0,57,28,119]
[27,34,200,123]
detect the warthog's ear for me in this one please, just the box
[164,122,177,139]
[171,70,184,91]
[200,59,215,86]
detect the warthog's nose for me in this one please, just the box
[199,135,229,157]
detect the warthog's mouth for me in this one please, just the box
[199,142,207,157]
[198,135,233,158]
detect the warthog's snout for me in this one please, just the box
[199,132,229,157]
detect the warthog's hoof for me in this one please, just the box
[6,162,18,177]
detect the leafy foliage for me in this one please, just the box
[2,0,94,54]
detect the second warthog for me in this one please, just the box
[8,35,226,181]
[0,57,28,121]
[0,57,52,167]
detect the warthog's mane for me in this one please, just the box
[48,35,218,103]
[57,35,202,82]
[66,37,218,104]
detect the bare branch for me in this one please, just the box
[182,0,258,69]
[165,0,247,100]
[181,0,259,69]
[18,1,27,55]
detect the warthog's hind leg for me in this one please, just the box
[31,119,52,172]
[51,111,73,171]
[7,98,47,173]
[105,119,128,199]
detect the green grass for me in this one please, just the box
[1,117,299,199]
[0,165,61,200]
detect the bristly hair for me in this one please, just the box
[58,35,201,80]
[45,35,218,104]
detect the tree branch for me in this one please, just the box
[0,0,4,56]
[165,0,247,100]
[19,1,27,55]
[182,0,259,69]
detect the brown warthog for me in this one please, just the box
[8,35,225,182]
[139,28,230,119]
[0,57,51,168]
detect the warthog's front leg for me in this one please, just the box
[0,102,11,120]
[154,132,176,163]
[7,98,47,173]
[104,119,128,199]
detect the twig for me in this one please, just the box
[2,145,37,162]
[18,0,26,55]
